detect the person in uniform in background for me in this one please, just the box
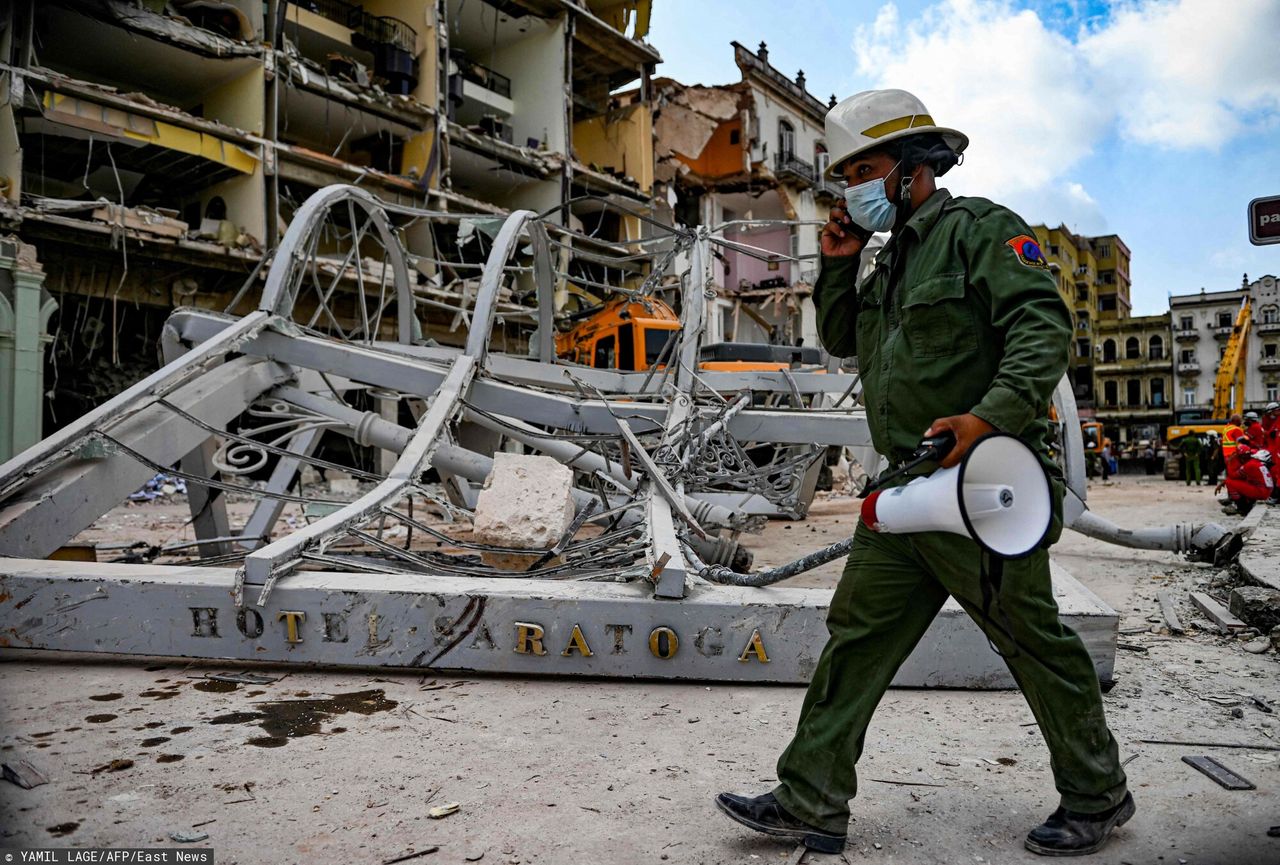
[1179,433,1203,486]
[1100,441,1113,481]
[1143,442,1156,475]
[1217,439,1273,516]
[1205,431,1223,485]
[714,88,1131,858]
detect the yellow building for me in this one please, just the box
[1093,313,1173,449]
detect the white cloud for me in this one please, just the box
[1080,0,1280,149]
[850,0,1280,217]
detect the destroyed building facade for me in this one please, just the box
[650,41,837,350]
[0,0,660,460]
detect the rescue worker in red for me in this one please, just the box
[1243,411,1264,443]
[1216,438,1274,516]
[1262,402,1279,451]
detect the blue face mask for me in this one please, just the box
[843,162,904,233]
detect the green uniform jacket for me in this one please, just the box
[813,189,1071,469]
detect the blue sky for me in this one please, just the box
[649,0,1280,315]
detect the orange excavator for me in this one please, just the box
[554,297,822,372]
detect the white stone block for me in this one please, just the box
[471,453,575,570]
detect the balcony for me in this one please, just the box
[1212,325,1233,339]
[1175,328,1199,342]
[448,53,515,132]
[814,176,843,199]
[1258,321,1280,335]
[1260,357,1280,371]
[288,1,419,94]
[1177,361,1201,375]
[774,153,815,188]
[450,52,512,99]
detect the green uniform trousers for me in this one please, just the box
[1184,455,1202,485]
[773,523,1128,834]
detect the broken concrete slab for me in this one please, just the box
[1238,509,1280,592]
[1228,586,1280,633]
[471,453,575,571]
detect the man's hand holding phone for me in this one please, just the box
[820,199,871,257]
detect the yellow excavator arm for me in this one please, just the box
[1211,298,1250,419]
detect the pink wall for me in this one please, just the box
[723,227,792,291]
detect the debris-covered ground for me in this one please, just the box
[2,475,1278,864]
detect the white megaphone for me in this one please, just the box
[860,432,1052,558]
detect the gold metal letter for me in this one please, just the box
[561,623,593,657]
[277,610,306,644]
[737,629,770,663]
[648,626,679,660]
[514,622,547,655]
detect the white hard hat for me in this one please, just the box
[1256,448,1273,464]
[823,89,968,180]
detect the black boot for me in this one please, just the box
[1025,793,1135,856]
[714,791,845,853]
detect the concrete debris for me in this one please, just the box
[2,758,50,789]
[1228,586,1280,633]
[75,0,260,58]
[654,102,721,160]
[427,803,459,819]
[471,454,575,570]
[169,829,211,843]
[327,472,360,497]
[1242,638,1272,654]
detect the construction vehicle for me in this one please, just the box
[1165,298,1251,477]
[554,297,823,373]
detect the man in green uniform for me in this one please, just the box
[715,89,1132,857]
[1180,434,1203,485]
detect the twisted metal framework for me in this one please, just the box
[0,185,869,611]
[0,185,1224,682]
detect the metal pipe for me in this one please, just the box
[1068,509,1228,558]
[700,535,855,587]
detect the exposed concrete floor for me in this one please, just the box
[2,476,1278,864]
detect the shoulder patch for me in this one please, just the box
[1005,235,1049,270]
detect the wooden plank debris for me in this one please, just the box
[1181,755,1256,790]
[1189,592,1246,633]
[1156,591,1185,634]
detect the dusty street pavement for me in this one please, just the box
[2,476,1278,865]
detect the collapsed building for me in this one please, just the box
[649,41,841,350]
[0,0,660,461]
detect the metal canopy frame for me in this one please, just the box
[0,185,1230,684]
